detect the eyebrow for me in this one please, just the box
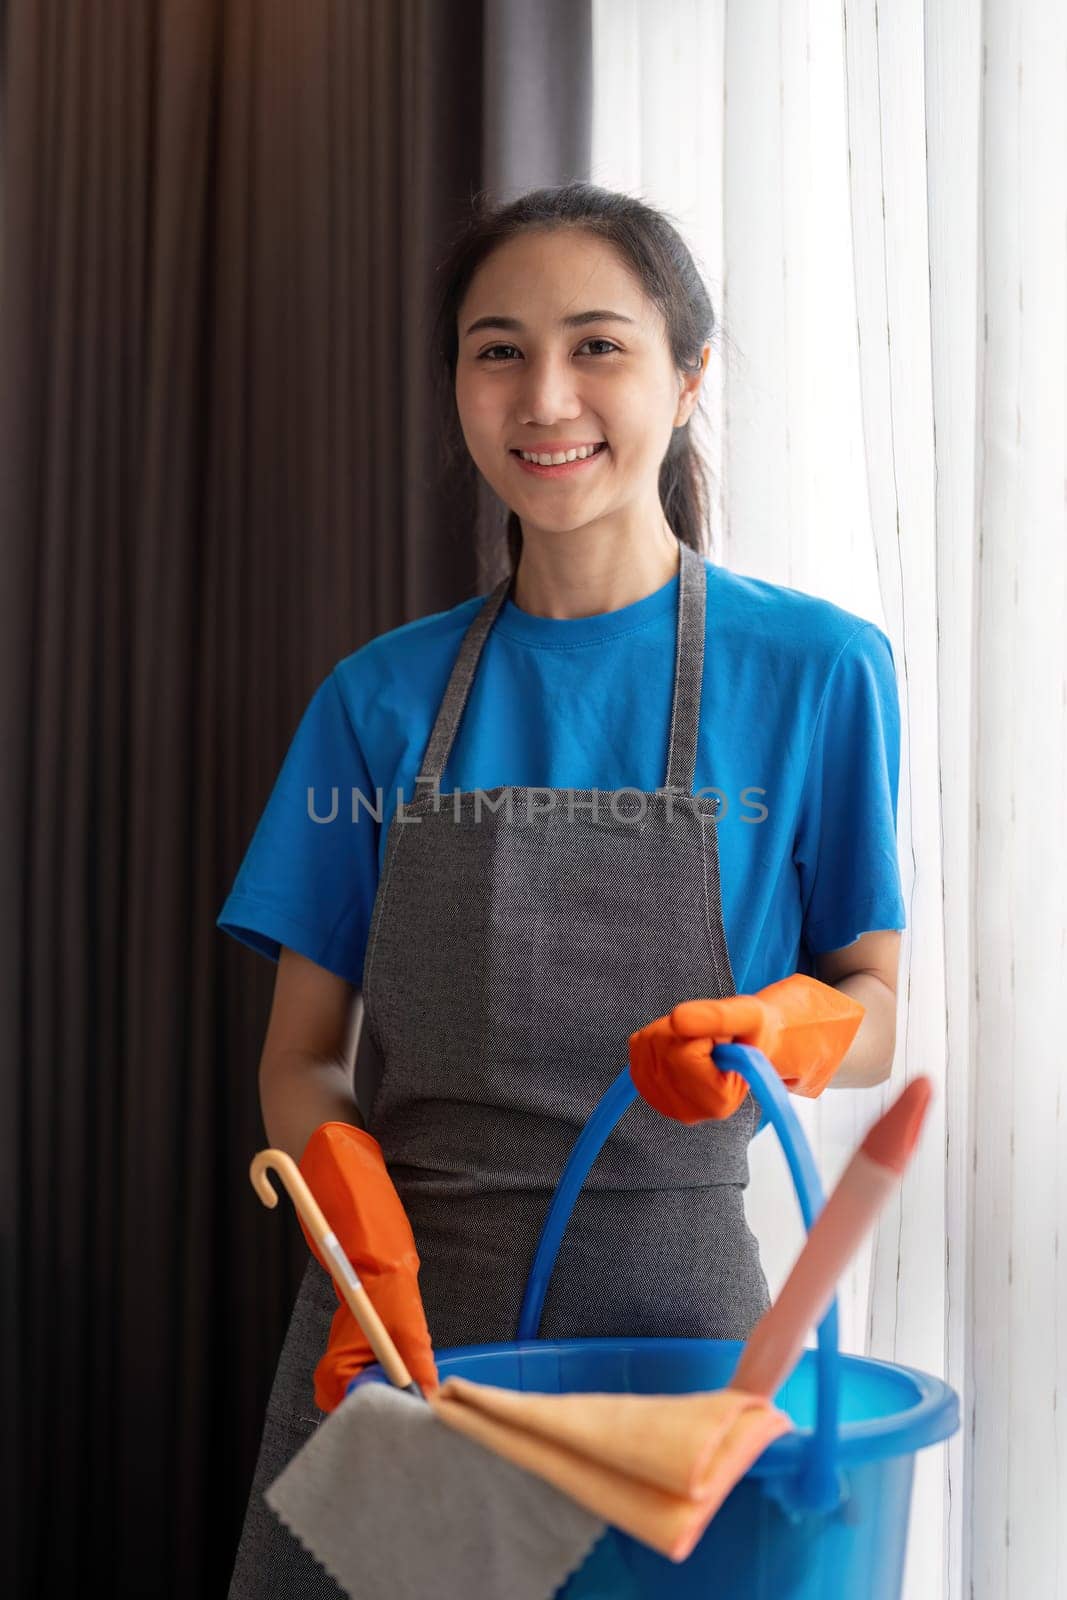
[463,309,637,338]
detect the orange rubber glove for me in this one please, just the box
[628,973,866,1125]
[297,1121,440,1410]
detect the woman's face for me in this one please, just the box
[454,229,705,546]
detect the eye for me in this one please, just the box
[476,338,620,362]
[477,344,521,362]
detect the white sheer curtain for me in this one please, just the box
[591,2,1067,1596]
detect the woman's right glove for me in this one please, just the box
[297,1120,440,1411]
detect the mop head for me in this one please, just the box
[264,1379,606,1600]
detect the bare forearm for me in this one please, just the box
[258,1050,367,1163]
[826,972,897,1089]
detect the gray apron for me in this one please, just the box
[227,539,769,1597]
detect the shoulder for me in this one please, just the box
[327,586,490,739]
[337,590,484,674]
[704,559,893,681]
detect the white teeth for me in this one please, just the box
[518,443,604,465]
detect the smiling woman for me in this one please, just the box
[219,182,907,1600]
[429,185,719,617]
[451,226,706,615]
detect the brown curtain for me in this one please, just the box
[0,1,591,1594]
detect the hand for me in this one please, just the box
[628,974,866,1126]
[297,1121,440,1411]
[314,1270,440,1413]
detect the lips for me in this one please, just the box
[510,442,610,479]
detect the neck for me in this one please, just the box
[510,525,682,621]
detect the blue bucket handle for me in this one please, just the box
[515,1042,842,1514]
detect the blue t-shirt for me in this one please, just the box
[216,556,907,995]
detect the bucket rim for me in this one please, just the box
[349,1336,960,1470]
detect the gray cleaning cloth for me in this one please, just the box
[265,1381,607,1600]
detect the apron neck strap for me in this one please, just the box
[414,539,706,796]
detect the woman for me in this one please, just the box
[218,182,905,1596]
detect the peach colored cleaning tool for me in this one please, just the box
[250,1149,420,1394]
[731,1075,933,1397]
[425,1074,934,1564]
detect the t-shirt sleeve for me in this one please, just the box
[794,621,907,957]
[215,668,379,986]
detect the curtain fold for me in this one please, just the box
[965,5,1066,1593]
[838,8,963,1594]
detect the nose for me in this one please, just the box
[515,353,583,426]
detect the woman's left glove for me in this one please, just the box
[628,973,866,1125]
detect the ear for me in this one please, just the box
[675,343,711,426]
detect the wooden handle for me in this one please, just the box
[249,1148,415,1392]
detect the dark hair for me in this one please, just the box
[428,182,727,576]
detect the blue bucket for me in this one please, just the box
[348,1043,959,1599]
